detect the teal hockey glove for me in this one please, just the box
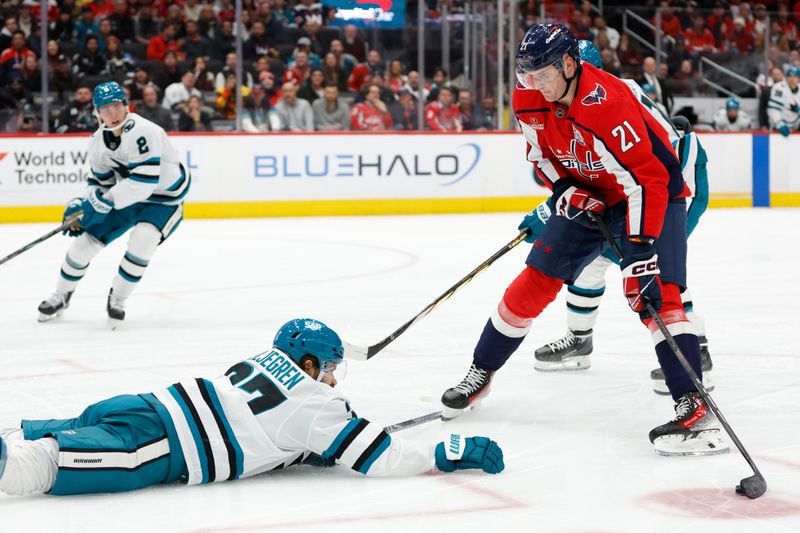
[518,200,551,243]
[435,434,504,474]
[78,189,113,228]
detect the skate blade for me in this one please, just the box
[534,356,591,372]
[652,374,714,395]
[38,310,63,323]
[107,317,124,330]
[653,430,729,456]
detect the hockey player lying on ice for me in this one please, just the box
[0,319,503,496]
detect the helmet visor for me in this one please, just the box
[320,359,347,381]
[516,63,561,90]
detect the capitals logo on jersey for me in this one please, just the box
[581,83,607,106]
[554,141,604,180]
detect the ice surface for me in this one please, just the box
[1,209,798,532]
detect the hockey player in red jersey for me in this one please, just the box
[440,24,727,456]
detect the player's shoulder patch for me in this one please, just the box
[581,83,607,107]
[774,89,783,98]
[123,119,136,133]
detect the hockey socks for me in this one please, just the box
[473,318,527,371]
[654,333,703,401]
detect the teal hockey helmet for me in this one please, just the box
[274,318,344,377]
[725,96,740,111]
[92,81,128,110]
[578,40,602,69]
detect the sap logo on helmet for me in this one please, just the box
[581,83,607,106]
[572,125,585,145]
[545,26,561,44]
[304,320,322,331]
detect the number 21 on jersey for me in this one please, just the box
[611,120,642,152]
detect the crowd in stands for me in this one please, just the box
[0,0,797,132]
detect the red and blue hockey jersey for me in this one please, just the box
[513,63,688,239]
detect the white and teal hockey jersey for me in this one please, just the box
[152,349,435,484]
[622,79,679,146]
[672,131,709,234]
[767,80,800,131]
[86,113,190,209]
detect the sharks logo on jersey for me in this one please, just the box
[581,83,607,106]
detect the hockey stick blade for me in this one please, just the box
[0,212,83,267]
[588,212,767,499]
[344,230,529,361]
[384,410,443,434]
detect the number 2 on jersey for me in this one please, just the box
[611,121,642,152]
[136,136,149,155]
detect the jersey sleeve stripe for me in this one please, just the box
[128,157,161,169]
[129,173,160,183]
[168,384,214,483]
[353,432,392,474]
[197,378,244,481]
[92,169,114,179]
[324,417,368,460]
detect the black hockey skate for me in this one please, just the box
[107,289,125,328]
[534,330,593,371]
[649,392,728,456]
[650,336,713,395]
[37,291,73,322]
[441,363,493,420]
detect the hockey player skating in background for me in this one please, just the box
[532,41,714,395]
[0,319,503,496]
[37,81,190,326]
[440,24,727,456]
[767,66,800,137]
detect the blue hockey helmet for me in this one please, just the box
[787,66,800,78]
[641,83,657,95]
[515,23,580,91]
[92,81,128,110]
[578,40,602,69]
[274,318,344,377]
[725,96,740,110]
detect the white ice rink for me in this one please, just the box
[1,209,799,532]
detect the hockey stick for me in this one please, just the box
[589,212,767,499]
[0,212,83,267]
[384,410,443,434]
[344,230,530,361]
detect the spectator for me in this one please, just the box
[198,4,219,38]
[108,0,136,43]
[294,0,325,27]
[322,52,347,92]
[600,48,621,77]
[389,86,419,131]
[54,85,96,133]
[134,4,160,45]
[45,40,64,73]
[178,94,213,131]
[656,2,682,40]
[20,54,41,93]
[211,20,235,62]
[669,58,701,96]
[274,82,314,131]
[215,52,254,90]
[4,72,35,112]
[350,83,392,131]
[386,60,407,95]
[730,17,755,54]
[74,7,99,45]
[769,21,791,53]
[292,37,322,67]
[591,16,619,50]
[777,4,797,44]
[49,9,74,43]
[137,85,175,131]
[183,0,204,22]
[241,86,282,132]
[72,35,106,78]
[642,56,672,114]
[298,67,324,103]
[0,17,18,52]
[312,82,350,131]
[458,89,491,131]
[753,4,769,44]
[713,96,752,131]
[260,70,281,106]
[356,73,394,104]
[183,20,211,62]
[1,31,36,84]
[284,50,311,84]
[50,54,77,98]
[617,33,643,73]
[272,0,295,26]
[216,71,252,119]
[683,15,717,54]
[257,3,285,46]
[329,39,358,76]
[569,9,592,41]
[105,35,135,82]
[299,21,325,58]
[125,67,154,102]
[341,25,366,62]
[191,56,215,92]
[426,67,449,103]
[89,0,115,20]
[154,51,183,91]
[147,23,180,61]
[406,70,429,101]
[425,86,462,132]
[163,5,187,39]
[243,20,273,61]
[707,1,734,50]
[348,49,383,93]
[96,19,115,54]
[163,71,201,112]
